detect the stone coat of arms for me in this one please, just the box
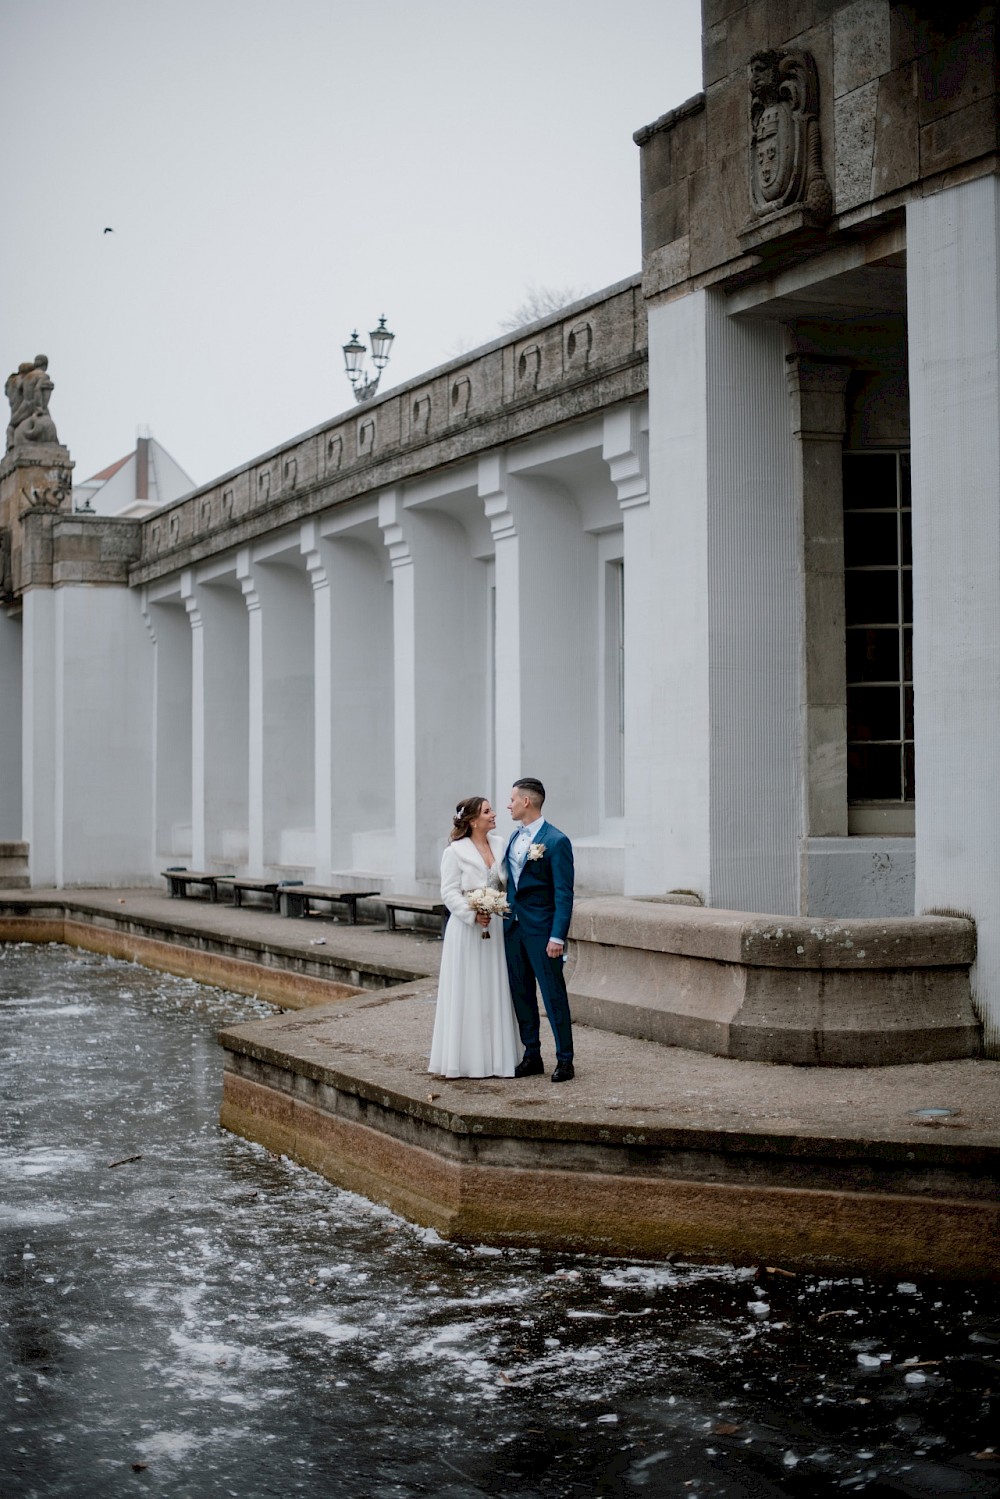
[747,49,832,225]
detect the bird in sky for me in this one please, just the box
[103,227,114,234]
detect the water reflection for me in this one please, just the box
[1,943,998,1497]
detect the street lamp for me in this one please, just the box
[342,316,395,403]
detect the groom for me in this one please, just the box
[503,778,575,1082]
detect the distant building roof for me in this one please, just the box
[74,435,195,518]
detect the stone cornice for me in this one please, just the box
[128,278,648,588]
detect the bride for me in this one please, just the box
[428,795,519,1079]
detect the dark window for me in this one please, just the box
[843,451,913,806]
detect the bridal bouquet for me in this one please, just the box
[467,887,510,939]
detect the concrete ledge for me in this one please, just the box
[218,1001,1000,1279]
[0,911,369,1009]
[567,899,981,1066]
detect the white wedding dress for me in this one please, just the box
[428,832,519,1078]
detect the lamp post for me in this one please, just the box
[342,316,395,403]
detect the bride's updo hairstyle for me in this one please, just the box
[449,795,487,842]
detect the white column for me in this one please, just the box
[239,553,265,874]
[645,288,801,910]
[146,586,194,867]
[22,589,58,885]
[303,525,333,883]
[480,456,521,804]
[908,175,1000,1052]
[183,581,206,869]
[603,406,651,895]
[0,608,22,840]
[379,489,418,889]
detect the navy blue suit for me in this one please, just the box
[503,821,574,1064]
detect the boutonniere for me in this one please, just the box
[527,843,546,861]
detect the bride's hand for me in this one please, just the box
[475,912,491,927]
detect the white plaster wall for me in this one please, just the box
[197,581,249,866]
[254,560,315,869]
[0,609,22,840]
[908,176,1000,1051]
[50,586,155,885]
[502,475,599,836]
[22,590,57,885]
[706,298,801,913]
[383,498,488,887]
[644,291,801,910]
[320,534,394,874]
[148,600,192,861]
[807,837,915,917]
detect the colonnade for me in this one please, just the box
[139,406,650,895]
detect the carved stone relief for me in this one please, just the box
[22,468,72,510]
[200,496,212,529]
[357,417,375,457]
[451,376,472,420]
[517,343,541,391]
[222,487,234,521]
[746,49,832,226]
[325,433,343,474]
[282,455,298,491]
[257,468,271,503]
[411,394,431,436]
[565,320,593,374]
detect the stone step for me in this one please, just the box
[0,841,30,890]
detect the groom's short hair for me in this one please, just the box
[513,777,545,807]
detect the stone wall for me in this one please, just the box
[637,0,999,299]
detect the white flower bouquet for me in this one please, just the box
[466,886,510,939]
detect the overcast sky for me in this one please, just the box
[2,0,702,489]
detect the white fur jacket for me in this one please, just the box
[440,832,507,925]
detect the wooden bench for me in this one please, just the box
[280,885,380,925]
[382,895,450,935]
[216,877,303,913]
[161,869,225,902]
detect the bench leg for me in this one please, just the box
[386,907,396,932]
[346,899,358,926]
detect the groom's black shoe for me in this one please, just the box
[551,1061,575,1083]
[514,1054,544,1078]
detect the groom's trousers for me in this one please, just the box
[504,919,574,1064]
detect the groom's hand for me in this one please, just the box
[546,939,564,958]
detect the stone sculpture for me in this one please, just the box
[5,354,60,450]
[747,50,832,224]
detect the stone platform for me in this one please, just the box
[219,988,1000,1280]
[2,887,998,1278]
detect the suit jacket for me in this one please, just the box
[503,821,574,945]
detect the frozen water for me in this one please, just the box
[1,943,999,1498]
